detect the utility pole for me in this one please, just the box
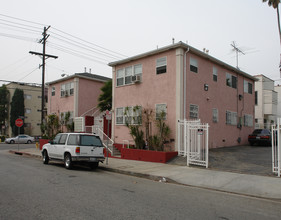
[29,26,58,129]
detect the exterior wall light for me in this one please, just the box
[204,84,209,91]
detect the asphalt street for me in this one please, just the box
[1,149,281,220]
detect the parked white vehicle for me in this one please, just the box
[41,133,105,169]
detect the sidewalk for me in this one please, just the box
[9,147,281,200]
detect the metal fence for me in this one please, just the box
[177,119,209,168]
[272,118,281,177]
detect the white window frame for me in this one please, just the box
[226,73,237,89]
[116,106,142,125]
[156,57,167,74]
[61,82,74,97]
[226,110,237,125]
[25,108,31,114]
[244,114,253,127]
[116,64,142,87]
[116,107,124,125]
[212,108,218,123]
[189,104,199,119]
[51,87,55,96]
[213,67,218,82]
[156,104,167,120]
[24,94,32,100]
[244,80,253,94]
[190,57,198,73]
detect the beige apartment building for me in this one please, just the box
[6,82,42,137]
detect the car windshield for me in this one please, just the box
[80,135,103,147]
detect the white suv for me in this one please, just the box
[41,133,105,169]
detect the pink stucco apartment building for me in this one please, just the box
[47,72,110,127]
[109,42,257,150]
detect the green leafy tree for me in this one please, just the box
[10,88,24,136]
[41,114,60,139]
[263,0,281,45]
[98,80,112,112]
[0,85,9,135]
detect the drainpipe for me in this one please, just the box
[183,46,190,120]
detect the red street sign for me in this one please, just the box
[15,118,23,128]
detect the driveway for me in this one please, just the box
[168,145,273,176]
[209,145,273,176]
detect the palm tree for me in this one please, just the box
[263,0,281,45]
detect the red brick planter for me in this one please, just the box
[116,144,177,163]
[39,139,50,150]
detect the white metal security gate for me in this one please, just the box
[177,119,209,168]
[272,118,281,177]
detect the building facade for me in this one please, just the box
[47,72,111,131]
[109,42,256,150]
[254,75,278,129]
[6,82,41,137]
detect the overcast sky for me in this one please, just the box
[0,0,280,86]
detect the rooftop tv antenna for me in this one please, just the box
[231,41,245,69]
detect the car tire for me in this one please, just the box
[90,162,99,170]
[249,141,254,146]
[10,140,15,144]
[27,140,31,144]
[43,150,49,164]
[64,153,72,169]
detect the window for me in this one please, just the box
[190,57,198,73]
[52,87,55,96]
[67,134,79,145]
[24,94,32,99]
[116,64,142,87]
[156,57,167,74]
[117,69,124,86]
[226,111,237,125]
[116,106,142,125]
[156,104,167,120]
[116,107,124,125]
[213,67,217,82]
[25,108,31,114]
[189,104,199,119]
[255,91,258,105]
[212,108,218,123]
[58,134,68,145]
[226,73,237,89]
[244,114,253,127]
[61,82,74,97]
[125,67,132,84]
[244,80,253,94]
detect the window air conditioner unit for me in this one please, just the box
[132,75,141,83]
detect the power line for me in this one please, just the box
[0,32,38,42]
[51,27,127,58]
[48,42,109,63]
[0,13,46,27]
[50,33,124,60]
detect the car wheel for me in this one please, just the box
[43,150,49,164]
[64,153,72,169]
[27,140,31,144]
[90,162,99,170]
[10,140,15,144]
[249,141,254,146]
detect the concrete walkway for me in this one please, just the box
[9,147,281,200]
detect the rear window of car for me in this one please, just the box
[253,129,262,135]
[80,135,103,147]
